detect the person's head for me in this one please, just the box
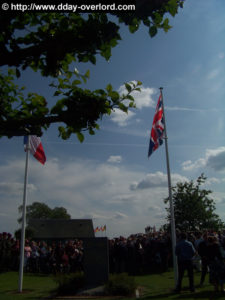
[180,232,187,240]
[203,233,208,241]
[208,236,214,244]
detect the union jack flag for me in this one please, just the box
[148,94,164,157]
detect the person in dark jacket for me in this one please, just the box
[207,236,225,292]
[174,232,196,293]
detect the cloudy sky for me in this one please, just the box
[1,0,225,238]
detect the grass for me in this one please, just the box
[0,270,225,300]
[0,272,57,300]
[135,271,224,300]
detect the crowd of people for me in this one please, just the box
[0,232,84,273]
[0,231,172,275]
[1,229,225,293]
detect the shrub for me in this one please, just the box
[54,272,85,295]
[104,273,137,296]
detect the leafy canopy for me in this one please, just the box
[164,174,224,232]
[0,1,184,141]
[18,201,71,224]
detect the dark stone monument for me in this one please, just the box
[83,237,109,287]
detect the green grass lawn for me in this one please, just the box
[0,272,57,300]
[0,270,224,300]
[134,271,223,300]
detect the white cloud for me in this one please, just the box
[110,84,156,126]
[107,155,122,164]
[182,158,206,171]
[118,83,156,109]
[82,213,109,220]
[206,177,221,185]
[110,108,135,127]
[0,182,37,194]
[207,68,220,80]
[130,171,188,190]
[113,212,128,220]
[218,52,225,59]
[0,157,190,237]
[110,194,136,204]
[206,148,225,171]
[182,147,225,172]
[165,106,204,112]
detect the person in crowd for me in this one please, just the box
[174,232,196,293]
[39,241,48,273]
[10,239,20,270]
[207,236,225,292]
[30,241,40,273]
[24,239,32,271]
[198,232,209,286]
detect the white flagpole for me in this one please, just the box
[160,87,178,286]
[18,135,30,292]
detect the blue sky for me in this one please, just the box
[1,0,225,238]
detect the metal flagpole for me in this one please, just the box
[18,135,30,292]
[160,87,178,286]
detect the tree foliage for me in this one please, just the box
[164,174,224,232]
[0,0,184,140]
[17,201,71,224]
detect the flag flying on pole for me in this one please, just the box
[94,227,99,233]
[148,94,164,157]
[101,225,106,232]
[24,135,46,165]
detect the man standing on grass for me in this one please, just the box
[175,232,196,293]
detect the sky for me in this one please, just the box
[1,0,225,238]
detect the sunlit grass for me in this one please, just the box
[0,270,224,300]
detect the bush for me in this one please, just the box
[104,273,137,296]
[54,272,85,295]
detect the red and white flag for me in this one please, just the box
[24,135,46,165]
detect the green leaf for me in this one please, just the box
[129,18,139,33]
[16,68,21,78]
[153,13,163,25]
[149,26,157,37]
[76,132,84,142]
[162,18,172,32]
[89,128,95,135]
[125,94,134,101]
[106,84,113,93]
[110,38,118,48]
[110,91,120,102]
[72,80,82,86]
[125,83,132,93]
[54,90,62,96]
[143,19,150,27]
[85,70,90,78]
[118,103,128,112]
[58,126,68,140]
[167,0,178,17]
[129,102,135,108]
[90,55,96,64]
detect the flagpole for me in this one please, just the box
[18,135,30,292]
[160,87,178,286]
